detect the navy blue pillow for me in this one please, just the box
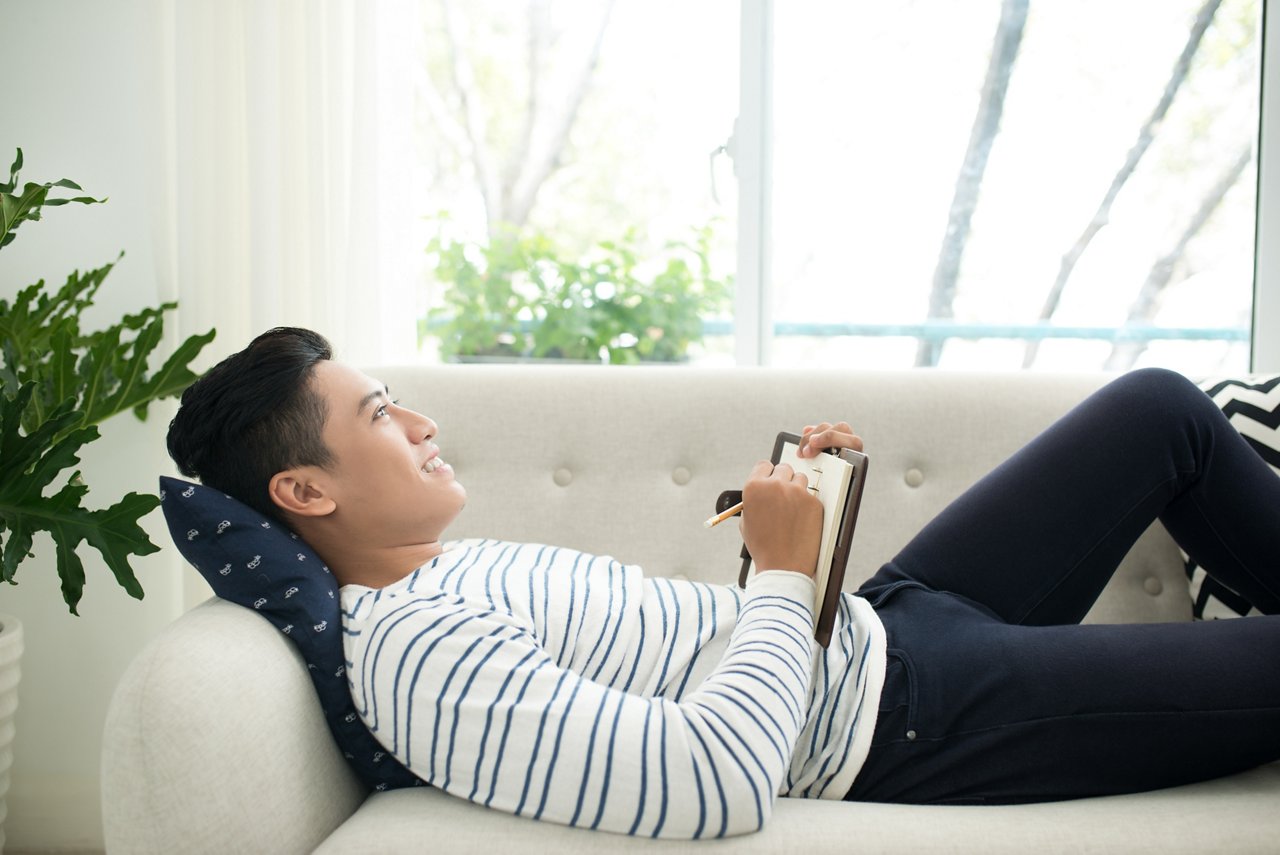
[159,476,423,792]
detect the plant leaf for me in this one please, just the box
[0,515,33,585]
[0,150,104,250]
[1,148,23,193]
[127,327,217,421]
[41,481,156,614]
[0,387,156,612]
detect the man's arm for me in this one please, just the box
[349,572,815,839]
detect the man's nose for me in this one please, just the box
[405,410,437,442]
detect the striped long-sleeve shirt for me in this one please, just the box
[341,539,886,839]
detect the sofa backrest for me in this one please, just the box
[373,366,1190,624]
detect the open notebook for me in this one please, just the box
[733,432,870,648]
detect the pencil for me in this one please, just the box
[703,501,744,528]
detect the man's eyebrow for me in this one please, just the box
[356,385,390,416]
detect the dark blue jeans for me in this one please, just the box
[845,367,1280,804]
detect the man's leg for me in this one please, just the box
[859,367,1280,624]
[846,586,1280,804]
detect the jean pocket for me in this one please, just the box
[872,649,917,747]
[858,579,931,609]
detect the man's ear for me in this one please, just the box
[268,469,337,518]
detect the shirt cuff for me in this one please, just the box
[744,569,816,602]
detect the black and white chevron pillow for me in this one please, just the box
[1183,374,1280,620]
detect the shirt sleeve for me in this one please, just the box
[351,570,816,839]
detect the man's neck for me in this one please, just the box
[307,533,445,589]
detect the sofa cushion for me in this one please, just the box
[1183,375,1280,619]
[158,475,423,791]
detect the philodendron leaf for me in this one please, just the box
[0,382,159,612]
[127,327,217,421]
[82,304,215,425]
[1,149,23,192]
[42,480,156,615]
[3,256,215,436]
[0,260,117,428]
[0,148,104,249]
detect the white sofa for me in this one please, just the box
[102,366,1280,853]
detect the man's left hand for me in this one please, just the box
[797,421,863,458]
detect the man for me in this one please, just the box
[168,327,1280,839]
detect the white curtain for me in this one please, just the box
[159,0,424,367]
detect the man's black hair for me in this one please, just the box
[167,327,335,520]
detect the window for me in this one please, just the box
[755,0,1263,371]
[413,0,1269,372]
[414,0,739,365]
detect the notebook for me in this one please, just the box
[729,432,869,648]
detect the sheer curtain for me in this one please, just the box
[160,0,423,366]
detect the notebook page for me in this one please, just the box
[777,441,854,611]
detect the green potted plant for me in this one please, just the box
[0,149,214,847]
[423,221,731,364]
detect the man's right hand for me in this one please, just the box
[739,460,823,578]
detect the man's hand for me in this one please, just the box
[739,460,823,578]
[797,421,863,458]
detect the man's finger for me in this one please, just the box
[799,423,831,457]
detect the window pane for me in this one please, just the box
[413,0,739,365]
[770,0,1261,372]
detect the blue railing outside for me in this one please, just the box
[427,317,1250,342]
[698,320,1249,343]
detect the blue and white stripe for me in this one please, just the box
[341,539,885,839]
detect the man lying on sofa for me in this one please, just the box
[165,326,1280,839]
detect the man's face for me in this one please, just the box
[308,360,467,545]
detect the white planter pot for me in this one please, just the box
[0,614,22,855]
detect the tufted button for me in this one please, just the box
[671,466,692,486]
[553,468,573,487]
[904,468,925,488]
[1143,576,1163,596]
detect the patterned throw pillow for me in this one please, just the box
[1183,375,1280,620]
[158,476,423,791]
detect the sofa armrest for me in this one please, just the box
[102,598,366,854]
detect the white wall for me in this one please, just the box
[0,0,190,850]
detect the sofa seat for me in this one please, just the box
[320,763,1280,854]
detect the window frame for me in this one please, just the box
[1254,0,1280,371]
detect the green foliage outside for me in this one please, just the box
[423,221,732,364]
[0,149,216,614]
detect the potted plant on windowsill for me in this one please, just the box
[0,149,214,851]
[422,221,732,364]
